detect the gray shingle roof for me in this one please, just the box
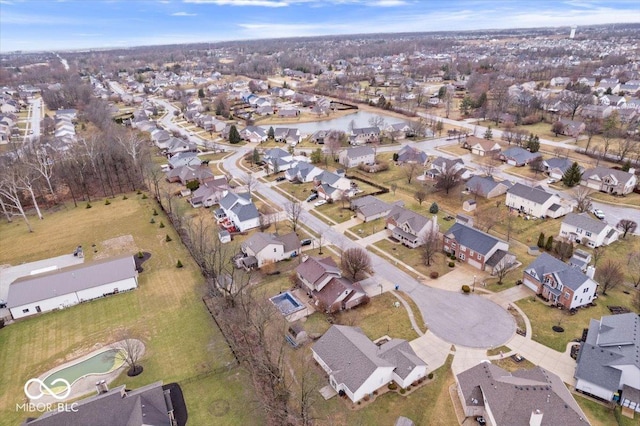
[507,183,554,204]
[344,146,375,159]
[563,213,608,234]
[457,363,589,426]
[524,253,589,291]
[501,147,541,165]
[26,382,171,426]
[444,222,503,256]
[7,255,137,308]
[465,175,509,197]
[544,157,575,174]
[296,256,341,287]
[582,167,635,185]
[387,205,430,236]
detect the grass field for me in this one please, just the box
[0,195,261,425]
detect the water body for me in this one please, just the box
[261,110,408,136]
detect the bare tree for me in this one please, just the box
[572,187,593,213]
[324,130,343,161]
[584,118,601,153]
[259,204,274,231]
[293,354,322,426]
[560,90,592,120]
[0,165,33,232]
[592,246,606,267]
[402,162,420,184]
[390,183,397,195]
[419,228,440,267]
[617,219,637,239]
[628,252,640,288]
[479,156,498,176]
[596,260,624,296]
[341,247,372,281]
[27,145,57,202]
[435,165,461,195]
[115,331,144,376]
[243,172,257,196]
[117,132,146,181]
[285,200,303,232]
[493,256,512,285]
[414,188,427,205]
[529,156,545,177]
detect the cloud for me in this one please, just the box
[366,0,408,6]
[172,11,197,16]
[184,0,292,7]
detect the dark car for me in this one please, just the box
[306,193,318,202]
[275,176,286,182]
[300,239,312,246]
[476,416,486,426]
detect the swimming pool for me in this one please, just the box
[270,292,305,316]
[42,348,126,395]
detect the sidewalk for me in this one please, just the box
[410,331,452,374]
[354,229,388,247]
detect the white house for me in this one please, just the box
[506,183,574,218]
[575,313,640,406]
[189,177,230,208]
[339,146,375,168]
[312,325,427,402]
[218,191,260,232]
[560,213,620,248]
[240,232,300,268]
[285,162,323,183]
[7,255,138,320]
[386,205,438,249]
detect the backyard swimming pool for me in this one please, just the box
[42,348,126,394]
[270,292,305,316]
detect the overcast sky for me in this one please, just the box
[1,0,639,52]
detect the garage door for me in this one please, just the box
[468,259,482,270]
[523,277,539,292]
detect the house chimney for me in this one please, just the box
[100,380,109,393]
[586,265,596,279]
[628,168,635,174]
[530,409,543,426]
[96,381,102,395]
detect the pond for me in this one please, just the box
[261,110,409,136]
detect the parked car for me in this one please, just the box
[511,353,524,363]
[547,178,557,184]
[592,209,605,220]
[476,416,486,426]
[0,299,6,308]
[306,193,319,202]
[300,238,312,246]
[275,176,286,182]
[314,199,327,207]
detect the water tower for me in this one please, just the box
[570,26,577,39]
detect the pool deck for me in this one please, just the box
[285,288,316,322]
[24,339,145,404]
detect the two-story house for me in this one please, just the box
[560,213,620,248]
[339,146,375,168]
[218,191,260,232]
[240,232,300,268]
[506,183,574,218]
[189,177,231,208]
[443,222,514,273]
[386,205,438,248]
[285,162,324,183]
[395,145,428,165]
[349,126,380,145]
[522,253,598,309]
[580,167,638,196]
[314,170,352,201]
[543,157,582,181]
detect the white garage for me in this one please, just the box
[7,255,138,320]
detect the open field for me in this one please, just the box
[0,195,260,425]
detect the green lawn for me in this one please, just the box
[374,238,451,279]
[0,195,260,425]
[575,394,637,426]
[516,285,637,352]
[589,191,640,208]
[348,217,386,238]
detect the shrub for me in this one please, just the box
[85,203,92,209]
[373,390,378,396]
[165,234,172,242]
[430,271,439,279]
[399,388,406,394]
[462,285,471,293]
[159,222,165,228]
[141,194,148,199]
[123,195,128,200]
[176,260,183,268]
[428,373,434,380]
[150,218,155,224]
[137,251,144,259]
[363,395,370,402]
[152,209,158,216]
[105,199,111,205]
[0,318,5,329]
[448,261,455,268]
[137,190,142,195]
[388,383,398,390]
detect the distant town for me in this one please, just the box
[0,22,639,426]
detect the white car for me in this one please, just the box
[592,209,605,220]
[314,199,327,207]
[547,178,557,184]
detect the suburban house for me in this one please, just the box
[396,145,428,165]
[339,146,376,168]
[387,122,415,140]
[285,161,323,183]
[426,157,472,180]
[575,313,640,408]
[189,177,230,208]
[499,146,542,167]
[239,126,267,143]
[558,118,586,138]
[580,167,638,196]
[23,381,182,426]
[463,136,501,157]
[349,126,380,145]
[312,325,427,403]
[240,232,300,268]
[351,196,403,222]
[443,223,514,273]
[464,176,512,199]
[295,256,367,313]
[544,158,581,181]
[7,255,138,320]
[505,183,574,218]
[218,191,260,232]
[166,164,214,186]
[166,138,197,157]
[560,213,620,248]
[456,362,589,426]
[580,104,613,120]
[263,147,294,173]
[386,205,438,248]
[313,170,352,201]
[522,253,598,309]
[168,152,201,169]
[274,127,302,146]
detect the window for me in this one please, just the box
[585,231,592,237]
[469,250,475,257]
[583,288,589,293]
[478,254,482,260]
[274,248,277,252]
[22,308,30,313]
[459,253,466,260]
[565,292,570,299]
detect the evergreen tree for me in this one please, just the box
[537,232,545,248]
[527,134,540,153]
[229,125,241,144]
[310,148,323,164]
[198,88,205,98]
[545,235,554,251]
[268,126,275,140]
[484,127,493,140]
[562,162,583,187]
[252,148,261,165]
[429,202,439,214]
